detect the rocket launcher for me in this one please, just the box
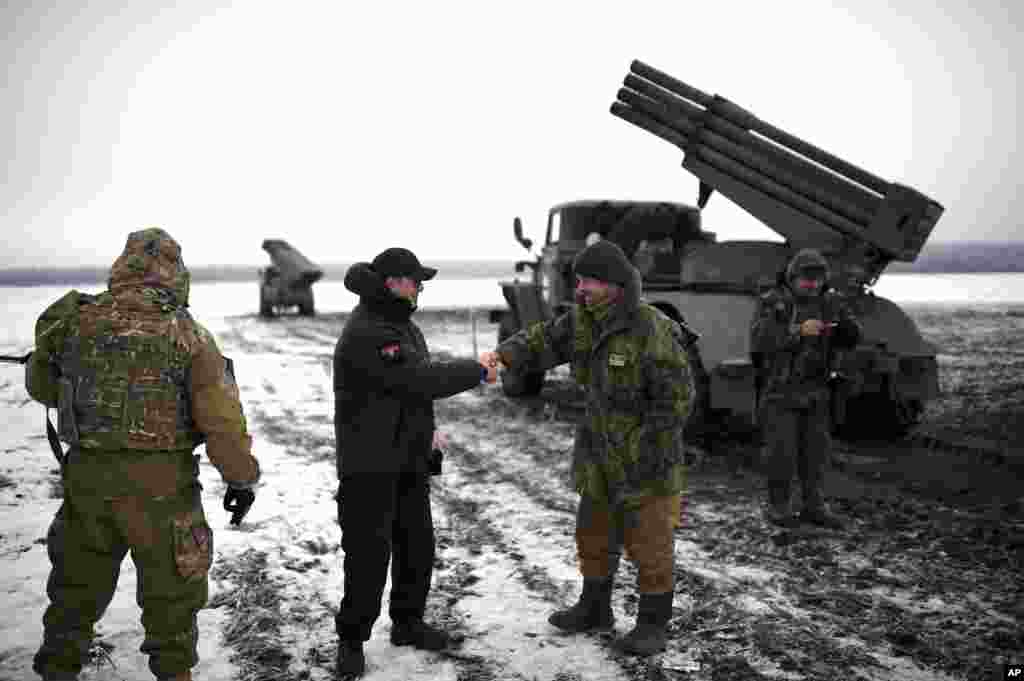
[610,60,944,266]
[261,239,324,288]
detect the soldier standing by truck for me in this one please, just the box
[24,228,261,681]
[481,239,692,656]
[750,248,861,529]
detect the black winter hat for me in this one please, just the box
[573,239,635,287]
[371,247,437,281]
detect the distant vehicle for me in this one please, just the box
[491,62,945,439]
[258,239,323,317]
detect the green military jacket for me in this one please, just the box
[750,284,861,408]
[497,268,693,505]
[25,228,260,498]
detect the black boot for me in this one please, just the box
[799,502,845,529]
[336,640,365,679]
[799,485,844,529]
[548,577,615,632]
[764,485,797,528]
[390,619,460,651]
[616,592,673,656]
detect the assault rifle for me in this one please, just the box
[0,352,32,364]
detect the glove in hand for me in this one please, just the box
[223,487,255,526]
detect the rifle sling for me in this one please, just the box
[45,411,67,468]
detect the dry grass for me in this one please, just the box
[208,549,298,681]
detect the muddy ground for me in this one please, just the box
[4,303,1019,681]
[201,304,1023,681]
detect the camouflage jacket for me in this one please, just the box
[25,228,260,497]
[497,268,693,505]
[749,284,861,407]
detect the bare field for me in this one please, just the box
[219,308,1021,681]
[1,304,1020,681]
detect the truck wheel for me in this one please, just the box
[837,394,922,439]
[498,312,544,397]
[259,286,274,317]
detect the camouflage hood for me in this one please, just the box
[785,248,830,289]
[108,227,191,306]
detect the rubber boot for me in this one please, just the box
[616,592,674,656]
[336,640,365,679]
[764,485,797,528]
[548,577,615,632]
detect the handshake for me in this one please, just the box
[799,319,838,337]
[478,351,508,385]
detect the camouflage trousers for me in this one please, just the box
[32,484,212,680]
[575,493,678,594]
[760,394,831,511]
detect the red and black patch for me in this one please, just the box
[379,342,402,361]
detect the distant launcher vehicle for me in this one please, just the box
[258,239,323,317]
[491,61,945,440]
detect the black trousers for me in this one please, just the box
[335,473,435,641]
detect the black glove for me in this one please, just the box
[223,487,256,526]
[429,448,444,476]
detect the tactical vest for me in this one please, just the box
[760,290,837,390]
[56,294,204,451]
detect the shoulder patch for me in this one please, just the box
[379,342,402,361]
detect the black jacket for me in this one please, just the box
[333,263,483,475]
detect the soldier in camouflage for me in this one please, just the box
[24,228,261,681]
[750,248,861,530]
[481,239,693,656]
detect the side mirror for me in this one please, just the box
[513,217,533,251]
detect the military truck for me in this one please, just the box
[492,61,945,439]
[258,239,323,317]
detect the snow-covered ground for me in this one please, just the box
[1,307,1020,681]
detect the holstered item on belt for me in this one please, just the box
[827,371,849,427]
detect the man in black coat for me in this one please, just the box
[332,247,496,678]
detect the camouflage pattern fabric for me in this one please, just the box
[498,266,693,505]
[750,249,861,514]
[25,227,259,485]
[750,250,860,408]
[32,485,210,679]
[25,227,260,679]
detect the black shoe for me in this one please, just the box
[390,619,460,651]
[548,577,615,633]
[336,640,365,679]
[799,507,845,530]
[764,507,799,529]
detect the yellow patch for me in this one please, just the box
[608,353,627,367]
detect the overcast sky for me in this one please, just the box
[2,1,1021,268]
